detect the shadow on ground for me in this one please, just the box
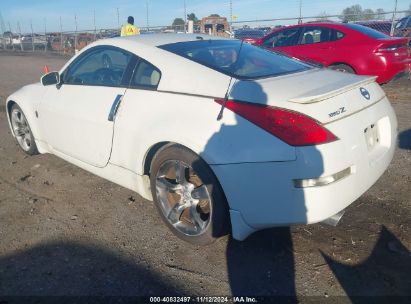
[225,225,410,301]
[0,241,181,298]
[322,226,411,301]
[399,129,411,150]
[226,228,297,299]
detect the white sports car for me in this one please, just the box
[6,34,397,245]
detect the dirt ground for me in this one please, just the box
[0,52,410,301]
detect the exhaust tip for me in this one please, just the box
[321,210,345,227]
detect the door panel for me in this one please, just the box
[38,46,134,168]
[292,26,338,65]
[40,85,126,167]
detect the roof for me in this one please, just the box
[80,33,233,99]
[119,33,230,47]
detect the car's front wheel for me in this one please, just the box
[150,144,229,245]
[9,104,39,155]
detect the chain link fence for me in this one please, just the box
[0,10,409,55]
[231,10,410,41]
[0,25,187,54]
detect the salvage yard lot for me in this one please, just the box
[0,52,410,298]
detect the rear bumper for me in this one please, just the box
[211,97,398,241]
[374,57,410,84]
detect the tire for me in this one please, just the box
[330,64,355,74]
[9,104,39,155]
[150,144,229,245]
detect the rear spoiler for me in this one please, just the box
[288,76,377,104]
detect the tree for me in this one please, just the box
[316,11,329,21]
[209,14,220,17]
[172,18,185,27]
[340,4,363,22]
[187,13,199,23]
[362,9,375,20]
[375,8,385,20]
[340,5,378,22]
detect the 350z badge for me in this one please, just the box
[329,107,347,118]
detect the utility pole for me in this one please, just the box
[0,10,6,34]
[9,22,14,50]
[184,0,187,33]
[230,0,233,31]
[17,21,23,51]
[390,0,398,36]
[30,20,34,52]
[0,10,6,50]
[60,16,63,54]
[146,1,150,31]
[44,18,47,52]
[117,8,120,30]
[93,9,97,41]
[299,0,303,24]
[74,14,78,52]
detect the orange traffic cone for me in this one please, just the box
[43,65,49,74]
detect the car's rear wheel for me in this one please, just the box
[10,104,39,155]
[150,144,229,245]
[330,64,355,74]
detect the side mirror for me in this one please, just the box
[41,72,60,86]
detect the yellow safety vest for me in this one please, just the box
[121,23,140,36]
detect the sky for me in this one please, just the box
[0,0,410,33]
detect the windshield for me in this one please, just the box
[159,40,312,79]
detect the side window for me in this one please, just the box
[130,59,161,90]
[300,27,334,45]
[63,47,132,87]
[334,30,345,41]
[262,28,301,48]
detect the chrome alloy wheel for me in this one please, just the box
[10,108,33,152]
[155,160,212,236]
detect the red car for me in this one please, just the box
[255,22,410,84]
[234,29,266,44]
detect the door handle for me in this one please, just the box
[108,94,123,122]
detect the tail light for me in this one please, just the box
[377,44,402,52]
[376,40,408,53]
[255,38,264,46]
[215,99,338,146]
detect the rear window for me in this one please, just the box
[360,23,392,33]
[344,23,389,39]
[159,40,312,79]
